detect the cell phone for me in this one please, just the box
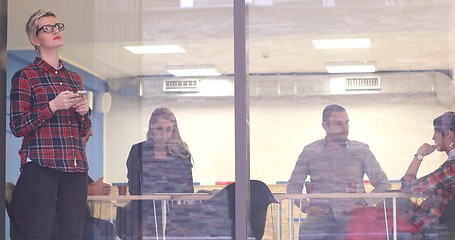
[77,90,87,96]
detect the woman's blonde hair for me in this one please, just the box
[26,9,56,50]
[146,107,191,159]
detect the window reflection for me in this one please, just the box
[4,0,455,239]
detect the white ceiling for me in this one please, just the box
[6,0,454,83]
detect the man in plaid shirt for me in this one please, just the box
[401,111,455,238]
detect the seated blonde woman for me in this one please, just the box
[117,107,194,239]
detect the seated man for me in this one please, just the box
[8,127,117,240]
[286,104,391,240]
[401,111,455,238]
[346,112,455,240]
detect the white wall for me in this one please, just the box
[103,74,452,185]
[249,93,448,183]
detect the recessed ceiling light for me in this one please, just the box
[325,64,376,73]
[124,45,186,54]
[313,38,371,49]
[253,0,273,6]
[180,0,194,8]
[322,0,335,7]
[166,67,221,77]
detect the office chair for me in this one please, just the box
[5,182,27,240]
[165,180,278,240]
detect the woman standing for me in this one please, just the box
[9,10,91,239]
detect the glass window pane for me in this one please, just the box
[5,0,247,239]
[6,0,455,239]
[248,1,454,239]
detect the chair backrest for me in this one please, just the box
[441,194,455,239]
[5,182,15,207]
[5,182,27,240]
[165,180,278,240]
[224,180,279,239]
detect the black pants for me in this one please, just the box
[22,163,88,240]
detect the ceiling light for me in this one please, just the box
[253,0,273,6]
[180,0,194,8]
[322,0,335,7]
[166,66,222,77]
[124,45,186,54]
[325,62,376,73]
[313,38,371,49]
[326,65,375,73]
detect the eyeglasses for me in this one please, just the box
[36,23,65,35]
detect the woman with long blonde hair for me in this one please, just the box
[127,107,193,195]
[145,107,191,160]
[120,108,194,238]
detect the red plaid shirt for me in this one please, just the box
[9,57,90,172]
[401,157,455,231]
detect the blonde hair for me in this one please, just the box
[146,107,191,159]
[26,10,57,50]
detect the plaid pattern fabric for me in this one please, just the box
[401,159,455,231]
[10,57,90,172]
